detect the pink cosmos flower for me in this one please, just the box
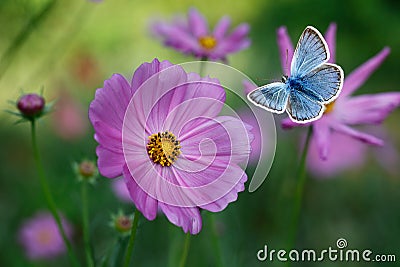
[89,58,252,234]
[277,23,400,163]
[18,211,73,260]
[52,90,88,141]
[152,8,250,61]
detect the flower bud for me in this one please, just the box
[74,160,98,183]
[17,94,45,117]
[110,211,133,235]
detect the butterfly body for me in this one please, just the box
[248,26,344,123]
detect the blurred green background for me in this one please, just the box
[0,0,399,266]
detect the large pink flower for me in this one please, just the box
[277,23,400,162]
[152,8,250,61]
[89,58,252,234]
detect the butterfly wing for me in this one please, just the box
[247,82,290,114]
[291,26,329,77]
[301,63,344,103]
[287,90,324,123]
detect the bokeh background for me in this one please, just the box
[0,0,399,266]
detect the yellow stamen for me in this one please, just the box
[324,101,336,114]
[198,35,217,50]
[146,131,181,167]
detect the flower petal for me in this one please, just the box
[162,74,226,134]
[307,131,367,178]
[332,122,384,146]
[89,74,133,131]
[123,165,158,220]
[339,92,400,125]
[213,16,231,39]
[188,8,208,37]
[281,117,305,129]
[178,116,252,165]
[242,79,257,95]
[312,118,331,160]
[324,23,337,63]
[215,23,250,56]
[199,166,247,212]
[276,26,294,75]
[158,203,202,234]
[342,47,390,97]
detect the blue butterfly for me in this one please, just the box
[248,26,344,123]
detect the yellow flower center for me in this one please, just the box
[198,35,217,50]
[37,230,52,245]
[147,131,181,167]
[324,101,336,114]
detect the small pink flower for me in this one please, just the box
[277,23,400,163]
[152,8,250,61]
[111,178,131,203]
[89,58,252,234]
[52,90,88,141]
[18,211,73,260]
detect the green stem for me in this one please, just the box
[209,213,224,267]
[178,232,191,267]
[30,120,80,267]
[199,56,208,77]
[122,209,141,267]
[287,126,313,263]
[81,180,95,267]
[0,0,57,81]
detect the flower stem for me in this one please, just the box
[122,208,140,267]
[287,126,313,253]
[81,180,94,267]
[209,213,224,267]
[179,232,191,267]
[0,0,57,81]
[30,120,80,267]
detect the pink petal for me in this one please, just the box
[158,203,202,234]
[324,23,337,63]
[129,60,188,134]
[96,146,125,178]
[281,116,305,129]
[332,122,384,146]
[89,74,133,131]
[188,8,208,37]
[312,118,331,160]
[199,166,247,212]
[242,79,257,95]
[123,165,158,220]
[215,23,250,56]
[213,16,231,39]
[178,116,252,165]
[162,74,226,134]
[307,132,367,178]
[339,92,400,125]
[276,26,294,75]
[342,47,390,97]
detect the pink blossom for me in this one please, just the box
[89,58,252,234]
[152,8,250,61]
[18,211,73,260]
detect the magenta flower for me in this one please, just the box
[89,58,252,234]
[277,23,400,161]
[18,211,73,260]
[152,8,250,61]
[307,131,367,177]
